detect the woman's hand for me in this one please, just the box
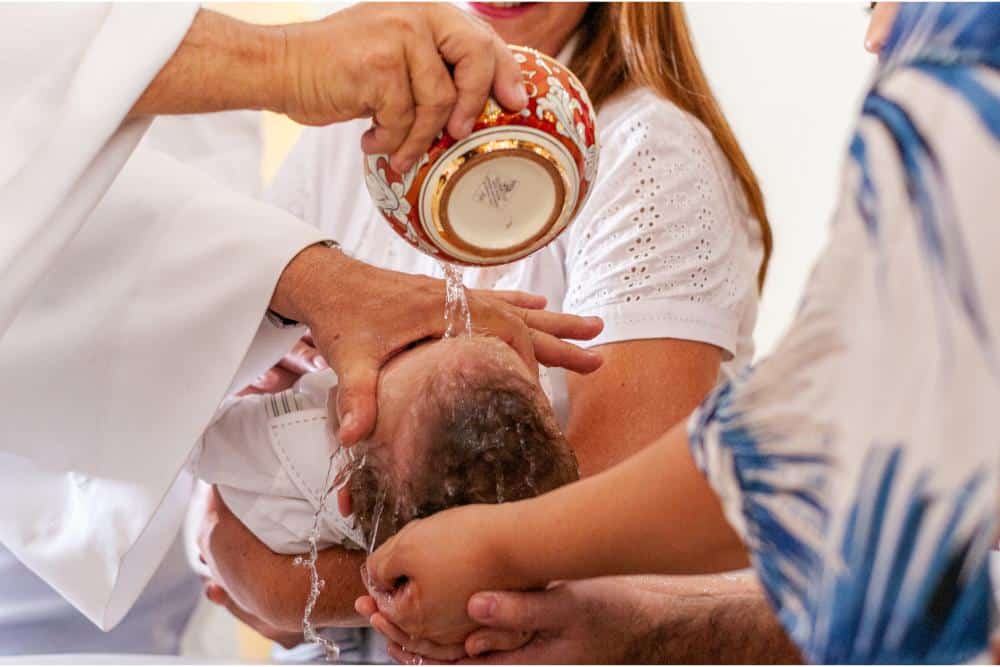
[270,244,604,445]
[354,595,530,664]
[361,503,536,645]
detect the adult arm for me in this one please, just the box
[434,575,801,665]
[130,4,527,171]
[565,339,720,477]
[198,486,368,630]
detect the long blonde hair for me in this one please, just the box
[569,3,773,288]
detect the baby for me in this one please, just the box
[195,334,579,555]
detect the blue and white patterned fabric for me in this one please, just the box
[688,4,999,663]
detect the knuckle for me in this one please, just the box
[364,48,402,73]
[469,28,493,51]
[384,13,418,36]
[427,88,458,111]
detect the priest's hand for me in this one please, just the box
[130,4,526,173]
[279,3,527,172]
[268,243,604,445]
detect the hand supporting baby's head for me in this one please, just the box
[346,335,579,549]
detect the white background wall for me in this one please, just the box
[686,3,875,356]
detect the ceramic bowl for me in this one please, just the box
[363,45,599,266]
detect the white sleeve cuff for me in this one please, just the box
[579,299,739,360]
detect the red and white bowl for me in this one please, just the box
[363,45,599,266]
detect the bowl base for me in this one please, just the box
[438,148,565,258]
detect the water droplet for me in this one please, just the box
[299,455,343,660]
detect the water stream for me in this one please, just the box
[296,456,341,660]
[295,262,471,660]
[295,447,369,660]
[441,262,471,339]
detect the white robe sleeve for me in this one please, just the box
[0,4,330,630]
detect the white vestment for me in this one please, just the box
[0,4,327,631]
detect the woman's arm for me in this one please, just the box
[566,338,721,477]
[507,422,747,582]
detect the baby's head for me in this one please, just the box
[342,335,578,548]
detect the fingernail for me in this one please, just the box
[205,585,222,604]
[461,117,476,137]
[470,639,490,656]
[314,355,328,370]
[340,411,355,433]
[586,316,603,326]
[517,83,529,106]
[395,157,414,174]
[468,594,496,621]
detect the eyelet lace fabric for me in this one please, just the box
[560,87,762,361]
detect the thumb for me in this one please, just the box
[490,38,528,112]
[466,588,567,632]
[363,539,405,595]
[332,358,379,445]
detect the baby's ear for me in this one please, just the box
[337,485,353,518]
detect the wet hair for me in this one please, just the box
[348,364,579,549]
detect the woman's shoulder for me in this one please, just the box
[595,86,730,174]
[598,86,704,135]
[592,86,748,218]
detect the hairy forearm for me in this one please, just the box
[130,9,286,117]
[626,575,802,664]
[312,546,370,627]
[503,422,747,584]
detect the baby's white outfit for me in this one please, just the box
[195,369,365,554]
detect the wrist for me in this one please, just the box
[226,17,289,113]
[494,501,548,590]
[270,242,353,327]
[258,22,292,114]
